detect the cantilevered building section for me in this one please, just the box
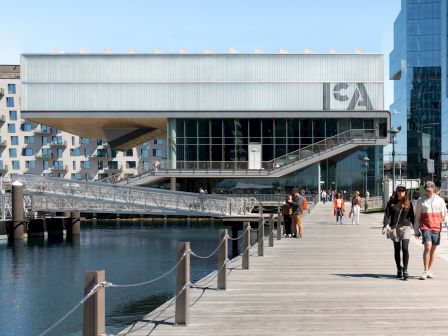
[21,53,390,194]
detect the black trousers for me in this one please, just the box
[283,215,292,235]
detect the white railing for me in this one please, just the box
[10,174,258,217]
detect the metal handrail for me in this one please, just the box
[10,174,258,217]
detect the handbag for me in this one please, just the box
[386,207,402,240]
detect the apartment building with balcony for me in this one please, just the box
[0,65,165,181]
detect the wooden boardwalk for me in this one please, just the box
[121,202,448,335]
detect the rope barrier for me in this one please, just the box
[38,281,111,336]
[225,226,250,241]
[109,250,189,288]
[190,236,227,259]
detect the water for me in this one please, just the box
[0,220,227,336]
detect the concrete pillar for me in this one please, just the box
[10,181,24,240]
[170,177,176,191]
[67,211,81,236]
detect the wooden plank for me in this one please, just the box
[121,202,448,335]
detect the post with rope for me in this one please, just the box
[83,270,105,336]
[217,229,228,290]
[242,222,250,269]
[175,242,190,326]
[258,217,264,257]
[276,206,282,240]
[268,214,274,247]
[9,181,24,240]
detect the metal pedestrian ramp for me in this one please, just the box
[1,175,257,219]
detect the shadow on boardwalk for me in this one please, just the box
[120,202,448,336]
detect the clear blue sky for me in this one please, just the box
[1,0,400,106]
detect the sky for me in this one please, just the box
[0,0,401,106]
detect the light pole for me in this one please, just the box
[362,156,369,212]
[387,127,400,190]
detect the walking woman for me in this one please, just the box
[333,193,345,224]
[351,191,363,225]
[282,194,293,237]
[382,185,414,280]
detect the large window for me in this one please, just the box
[9,110,17,120]
[7,124,15,133]
[8,84,16,94]
[6,97,14,107]
[9,148,17,158]
[22,148,33,156]
[170,118,387,165]
[10,136,19,145]
[12,160,20,170]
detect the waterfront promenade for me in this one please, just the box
[121,202,448,335]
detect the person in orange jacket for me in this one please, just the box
[333,193,345,224]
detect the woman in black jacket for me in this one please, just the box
[382,185,415,280]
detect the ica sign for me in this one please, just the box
[323,83,373,110]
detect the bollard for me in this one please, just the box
[10,181,24,240]
[269,214,274,247]
[276,210,282,241]
[217,229,228,290]
[83,270,105,336]
[257,216,264,256]
[175,242,190,326]
[242,222,250,269]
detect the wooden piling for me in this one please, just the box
[83,270,105,336]
[242,222,250,269]
[175,242,190,326]
[217,229,227,290]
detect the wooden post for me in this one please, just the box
[257,216,264,256]
[242,222,250,269]
[269,214,274,247]
[175,242,190,326]
[217,229,227,290]
[83,270,105,336]
[10,181,24,240]
[277,210,282,241]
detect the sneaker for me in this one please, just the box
[427,272,434,279]
[288,234,292,238]
[420,271,428,280]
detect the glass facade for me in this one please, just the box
[390,0,442,183]
[168,118,387,194]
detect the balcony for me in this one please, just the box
[0,164,9,172]
[34,126,51,135]
[0,115,5,123]
[89,153,108,159]
[35,152,52,159]
[103,165,123,173]
[0,88,4,99]
[50,164,68,173]
[50,140,67,148]
[0,139,7,147]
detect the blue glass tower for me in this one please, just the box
[390,0,442,183]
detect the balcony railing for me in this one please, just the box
[103,165,123,172]
[0,115,5,123]
[0,140,7,147]
[0,164,9,172]
[35,152,52,159]
[50,164,68,172]
[90,153,108,159]
[34,127,51,135]
[50,140,67,147]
